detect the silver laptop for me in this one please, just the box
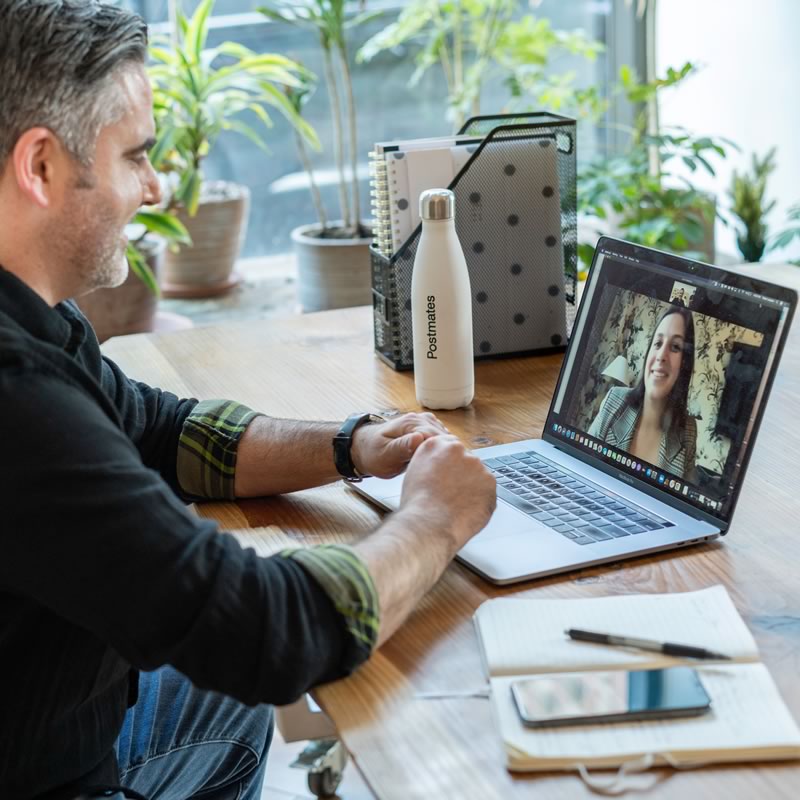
[353,237,797,584]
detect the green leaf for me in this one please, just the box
[185,0,215,64]
[356,3,435,63]
[256,83,320,148]
[214,42,310,80]
[176,168,203,217]
[177,10,189,38]
[222,118,270,151]
[126,244,160,295]
[256,4,298,25]
[694,154,715,176]
[578,242,596,269]
[133,210,192,245]
[173,48,202,100]
[149,46,177,66]
[206,58,306,96]
[345,10,385,30]
[148,122,177,171]
[771,228,800,250]
[258,2,324,33]
[247,101,275,131]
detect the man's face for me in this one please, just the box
[49,63,161,296]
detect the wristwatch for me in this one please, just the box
[333,412,383,481]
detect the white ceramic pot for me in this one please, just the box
[291,222,373,312]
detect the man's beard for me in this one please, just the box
[83,241,129,292]
[51,187,130,297]
[72,227,129,295]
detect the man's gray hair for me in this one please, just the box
[0,0,148,168]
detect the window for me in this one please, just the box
[125,1,636,257]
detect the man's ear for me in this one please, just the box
[11,128,66,209]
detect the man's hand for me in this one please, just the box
[399,435,497,548]
[351,412,449,479]
[353,434,496,647]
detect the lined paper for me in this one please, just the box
[475,586,760,677]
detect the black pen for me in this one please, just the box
[565,628,732,661]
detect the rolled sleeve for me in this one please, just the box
[283,545,380,661]
[177,399,261,500]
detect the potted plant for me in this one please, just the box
[728,148,777,263]
[578,63,735,268]
[258,1,380,312]
[76,209,190,342]
[357,0,605,132]
[149,0,318,298]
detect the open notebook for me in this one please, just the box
[474,586,800,772]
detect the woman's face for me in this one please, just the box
[644,313,687,402]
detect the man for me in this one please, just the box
[0,2,496,798]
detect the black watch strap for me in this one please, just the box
[333,412,383,482]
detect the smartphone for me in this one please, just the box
[510,666,711,728]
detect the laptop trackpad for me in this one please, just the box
[474,500,534,541]
[365,494,530,542]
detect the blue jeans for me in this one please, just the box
[112,667,273,800]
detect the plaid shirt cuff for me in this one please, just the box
[283,545,380,658]
[177,399,261,500]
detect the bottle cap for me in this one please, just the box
[420,188,455,221]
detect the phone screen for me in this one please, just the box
[510,666,711,727]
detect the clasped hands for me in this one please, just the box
[350,412,497,541]
[350,412,449,479]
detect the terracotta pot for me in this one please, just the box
[291,222,373,312]
[161,181,250,298]
[76,237,164,343]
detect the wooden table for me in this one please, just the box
[103,264,800,799]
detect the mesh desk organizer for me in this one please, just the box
[370,112,577,370]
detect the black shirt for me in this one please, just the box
[0,269,368,798]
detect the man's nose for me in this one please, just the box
[143,161,162,206]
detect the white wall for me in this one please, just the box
[656,0,800,262]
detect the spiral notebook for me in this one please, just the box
[369,132,560,259]
[474,586,800,772]
[369,136,480,255]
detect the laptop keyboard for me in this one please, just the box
[484,451,672,546]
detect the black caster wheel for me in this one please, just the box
[308,765,341,797]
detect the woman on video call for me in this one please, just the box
[588,306,697,480]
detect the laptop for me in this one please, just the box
[353,237,797,584]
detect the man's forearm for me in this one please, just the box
[351,507,459,648]
[231,411,447,499]
[234,416,341,497]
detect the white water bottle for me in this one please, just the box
[411,188,474,410]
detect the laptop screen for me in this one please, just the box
[545,237,795,524]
